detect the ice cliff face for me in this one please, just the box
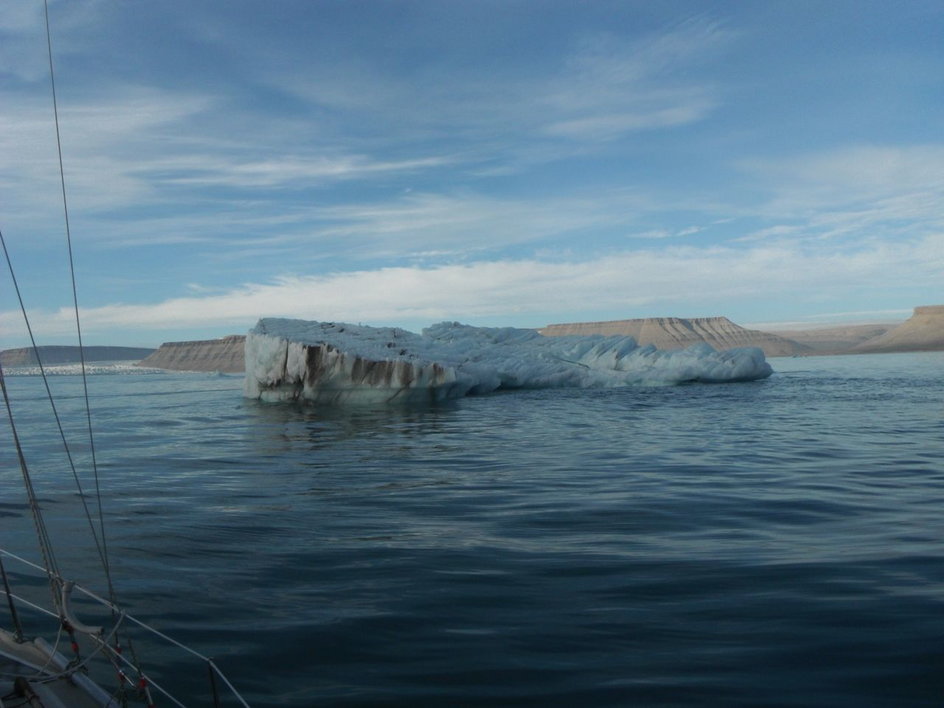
[540,316,808,357]
[244,322,469,404]
[244,318,773,405]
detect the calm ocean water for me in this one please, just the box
[2,352,943,707]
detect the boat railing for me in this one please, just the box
[0,548,250,707]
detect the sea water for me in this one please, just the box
[1,352,942,707]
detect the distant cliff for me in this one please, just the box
[120,304,944,373]
[137,336,246,372]
[765,324,894,354]
[540,316,809,357]
[0,345,155,367]
[851,306,944,353]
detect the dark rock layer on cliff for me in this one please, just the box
[540,316,809,357]
[137,335,246,372]
[0,345,155,367]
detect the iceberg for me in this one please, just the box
[244,318,773,405]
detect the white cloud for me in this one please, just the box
[148,154,455,190]
[5,233,941,341]
[630,225,704,240]
[734,224,803,243]
[630,229,673,240]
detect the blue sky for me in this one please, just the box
[2,0,942,347]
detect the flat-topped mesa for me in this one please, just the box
[244,318,774,406]
[540,316,808,357]
[914,305,944,316]
[137,335,246,372]
[853,305,944,353]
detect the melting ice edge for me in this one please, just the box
[243,318,773,405]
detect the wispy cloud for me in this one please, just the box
[743,145,944,220]
[300,190,647,259]
[2,12,731,250]
[144,154,455,190]
[0,89,213,230]
[541,20,727,140]
[731,145,944,247]
[629,225,706,240]
[543,98,715,140]
[259,16,728,152]
[755,145,944,197]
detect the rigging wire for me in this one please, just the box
[42,0,116,606]
[0,228,108,609]
[0,238,62,613]
[39,1,154,693]
[1,6,249,705]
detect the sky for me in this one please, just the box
[1,0,942,348]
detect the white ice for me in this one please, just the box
[244,318,773,405]
[1,362,161,376]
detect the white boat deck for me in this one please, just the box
[0,628,116,707]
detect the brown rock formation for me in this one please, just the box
[852,306,944,353]
[766,324,894,354]
[540,316,809,357]
[137,335,246,372]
